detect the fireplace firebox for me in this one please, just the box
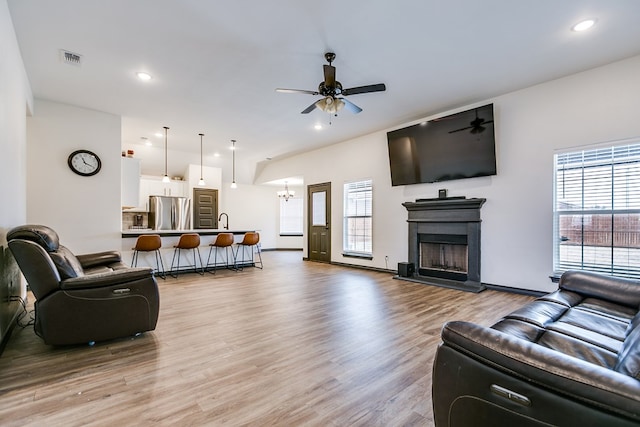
[401,198,486,292]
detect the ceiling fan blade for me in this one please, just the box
[323,65,336,87]
[448,125,473,134]
[340,97,362,114]
[301,102,317,114]
[342,83,386,96]
[276,88,319,95]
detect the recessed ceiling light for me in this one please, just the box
[154,132,163,138]
[572,19,596,32]
[214,152,220,157]
[136,72,152,81]
[314,124,322,130]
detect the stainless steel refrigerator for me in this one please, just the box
[148,196,191,230]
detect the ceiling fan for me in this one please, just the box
[449,108,494,134]
[276,52,386,115]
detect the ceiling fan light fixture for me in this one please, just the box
[316,96,345,114]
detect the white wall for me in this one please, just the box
[26,99,122,254]
[0,0,32,304]
[0,0,32,236]
[256,55,640,292]
[219,182,279,250]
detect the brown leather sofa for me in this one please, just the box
[7,225,159,345]
[432,270,640,426]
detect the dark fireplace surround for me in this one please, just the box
[401,197,486,293]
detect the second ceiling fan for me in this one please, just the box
[276,52,386,115]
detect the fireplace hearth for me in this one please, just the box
[400,197,486,292]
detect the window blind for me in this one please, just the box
[554,143,640,278]
[279,197,303,235]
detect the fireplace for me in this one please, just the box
[420,234,468,280]
[401,197,486,292]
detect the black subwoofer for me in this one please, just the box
[397,262,414,277]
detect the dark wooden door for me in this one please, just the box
[308,182,331,262]
[193,188,218,229]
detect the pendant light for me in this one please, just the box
[162,126,170,183]
[230,139,237,189]
[198,133,205,186]
[277,181,295,201]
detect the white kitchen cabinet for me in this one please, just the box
[138,176,188,210]
[121,157,141,208]
[145,178,187,197]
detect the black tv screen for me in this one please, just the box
[387,103,496,186]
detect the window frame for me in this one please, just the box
[343,179,373,259]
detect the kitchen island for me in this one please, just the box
[121,229,255,238]
[120,229,259,274]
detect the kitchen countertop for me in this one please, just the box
[121,229,255,238]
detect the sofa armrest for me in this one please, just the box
[441,321,640,419]
[60,267,153,290]
[559,270,640,308]
[77,251,122,269]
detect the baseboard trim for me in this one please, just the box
[484,283,546,297]
[330,261,395,275]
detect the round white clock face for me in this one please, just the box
[68,150,102,176]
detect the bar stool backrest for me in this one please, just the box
[241,232,259,246]
[176,233,200,249]
[213,233,234,247]
[134,234,162,251]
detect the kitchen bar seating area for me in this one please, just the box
[123,229,263,276]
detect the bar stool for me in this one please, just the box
[131,234,165,279]
[170,233,204,277]
[234,232,263,270]
[205,232,235,274]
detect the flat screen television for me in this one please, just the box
[387,103,496,186]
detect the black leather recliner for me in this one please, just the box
[432,270,640,426]
[7,224,159,345]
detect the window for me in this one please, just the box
[279,197,303,236]
[554,143,640,279]
[343,179,373,256]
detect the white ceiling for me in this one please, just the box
[8,0,640,184]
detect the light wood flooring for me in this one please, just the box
[0,251,534,426]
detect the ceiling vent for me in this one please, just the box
[60,49,82,66]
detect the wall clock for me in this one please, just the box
[67,149,102,176]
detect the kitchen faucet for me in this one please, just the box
[218,212,229,230]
